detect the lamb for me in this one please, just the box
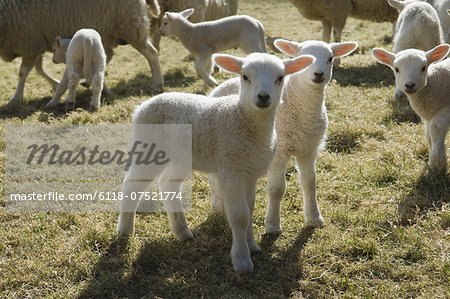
[209,39,358,232]
[159,8,267,88]
[46,29,106,111]
[372,44,450,171]
[0,0,163,106]
[150,0,238,50]
[426,0,450,43]
[287,0,397,44]
[117,52,315,273]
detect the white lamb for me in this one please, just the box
[427,0,450,43]
[372,44,450,171]
[388,0,444,100]
[46,29,106,111]
[288,0,397,44]
[159,8,267,88]
[210,39,358,233]
[149,0,238,50]
[117,52,315,273]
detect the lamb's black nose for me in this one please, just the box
[257,93,270,103]
[314,72,324,79]
[405,83,415,90]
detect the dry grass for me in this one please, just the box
[1,0,449,298]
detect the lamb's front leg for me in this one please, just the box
[296,153,324,227]
[265,152,289,235]
[220,176,253,273]
[245,179,261,254]
[427,113,449,171]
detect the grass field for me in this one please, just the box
[1,0,449,297]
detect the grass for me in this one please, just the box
[1,0,449,297]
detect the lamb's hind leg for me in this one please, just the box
[159,165,193,241]
[265,151,289,235]
[89,72,104,111]
[427,112,450,171]
[194,54,218,88]
[8,56,36,106]
[65,69,80,110]
[296,153,324,227]
[35,54,59,89]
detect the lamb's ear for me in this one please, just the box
[447,9,450,16]
[274,39,301,57]
[387,0,405,11]
[213,54,243,74]
[55,36,62,48]
[425,44,450,65]
[166,12,175,21]
[372,48,396,68]
[331,42,358,58]
[283,54,315,75]
[179,8,194,19]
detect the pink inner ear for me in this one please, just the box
[427,45,450,63]
[275,41,297,56]
[333,43,357,57]
[214,56,241,73]
[285,57,313,74]
[373,49,393,66]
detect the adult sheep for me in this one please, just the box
[0,0,163,106]
[288,0,398,43]
[150,0,239,50]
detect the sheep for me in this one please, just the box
[149,0,238,50]
[159,8,267,88]
[287,0,397,44]
[117,52,315,273]
[426,0,450,43]
[46,29,106,111]
[209,39,358,233]
[0,0,163,107]
[372,44,450,171]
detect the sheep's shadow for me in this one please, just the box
[382,94,421,124]
[398,168,449,225]
[333,63,394,87]
[76,213,316,298]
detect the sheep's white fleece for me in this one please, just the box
[288,0,397,42]
[427,0,450,43]
[0,0,162,105]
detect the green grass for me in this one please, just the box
[1,0,449,297]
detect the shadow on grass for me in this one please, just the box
[382,95,421,125]
[398,169,450,224]
[77,213,316,298]
[333,63,394,87]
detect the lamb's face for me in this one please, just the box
[297,42,334,86]
[52,37,70,64]
[159,14,173,37]
[239,56,286,110]
[393,50,428,95]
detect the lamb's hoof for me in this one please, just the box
[233,257,254,274]
[151,82,164,93]
[7,96,22,108]
[46,100,59,109]
[174,228,194,242]
[305,215,324,228]
[264,221,282,235]
[65,101,75,110]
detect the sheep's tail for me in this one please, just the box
[83,40,94,82]
[146,0,161,18]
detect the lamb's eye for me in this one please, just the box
[242,75,249,81]
[421,66,426,72]
[395,67,399,73]
[276,76,284,84]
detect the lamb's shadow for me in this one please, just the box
[333,63,394,87]
[398,168,449,224]
[382,95,421,124]
[77,213,316,298]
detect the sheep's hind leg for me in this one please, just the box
[296,153,324,227]
[8,56,36,106]
[35,54,59,89]
[209,173,224,213]
[265,152,289,235]
[131,39,163,90]
[159,165,193,241]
